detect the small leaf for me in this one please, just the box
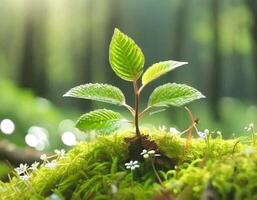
[76,109,126,133]
[109,28,145,81]
[63,83,125,106]
[142,60,188,86]
[148,83,205,107]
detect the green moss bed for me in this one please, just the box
[0,130,257,200]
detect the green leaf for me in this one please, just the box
[63,83,125,106]
[109,28,145,81]
[142,60,188,86]
[76,109,126,133]
[148,83,205,107]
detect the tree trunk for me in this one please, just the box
[19,2,35,90]
[78,0,94,111]
[34,1,48,97]
[246,0,257,100]
[19,1,48,97]
[172,0,189,60]
[210,0,222,120]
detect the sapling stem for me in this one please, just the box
[133,80,141,137]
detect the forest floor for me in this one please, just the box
[0,129,256,200]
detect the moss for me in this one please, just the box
[0,131,256,200]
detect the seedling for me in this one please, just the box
[64,28,205,137]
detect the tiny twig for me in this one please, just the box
[149,109,166,116]
[183,106,199,147]
[123,104,135,116]
[138,106,152,118]
[232,140,240,155]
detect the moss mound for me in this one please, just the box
[0,130,256,200]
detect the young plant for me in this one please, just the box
[64,28,205,136]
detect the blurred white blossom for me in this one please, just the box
[140,149,160,159]
[15,164,28,175]
[40,154,47,161]
[29,161,40,171]
[54,149,65,158]
[125,160,140,170]
[158,125,167,132]
[45,160,57,169]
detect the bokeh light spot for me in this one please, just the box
[0,119,15,135]
[61,131,76,146]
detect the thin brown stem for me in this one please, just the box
[133,80,141,137]
[138,106,152,118]
[138,85,144,94]
[123,103,135,116]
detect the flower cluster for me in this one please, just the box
[40,150,65,169]
[14,149,66,181]
[40,153,57,169]
[245,123,254,132]
[54,149,66,158]
[14,162,39,181]
[158,125,181,136]
[124,149,161,172]
[169,127,180,136]
[158,125,167,132]
[140,149,160,159]
[197,129,209,139]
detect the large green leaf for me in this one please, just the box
[148,83,205,107]
[142,60,188,86]
[76,109,126,133]
[109,28,145,81]
[63,83,125,105]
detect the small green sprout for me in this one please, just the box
[64,28,205,136]
[245,122,256,145]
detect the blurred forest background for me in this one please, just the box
[0,0,257,177]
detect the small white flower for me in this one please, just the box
[217,131,221,135]
[198,131,207,139]
[15,168,24,175]
[140,149,149,158]
[169,127,180,136]
[15,164,28,175]
[19,175,30,181]
[125,160,140,170]
[143,154,149,159]
[54,149,65,157]
[29,161,40,171]
[140,149,160,159]
[40,154,47,161]
[140,149,147,155]
[45,160,57,169]
[204,129,210,135]
[148,150,156,155]
[158,125,167,132]
[245,123,255,132]
[110,184,118,194]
